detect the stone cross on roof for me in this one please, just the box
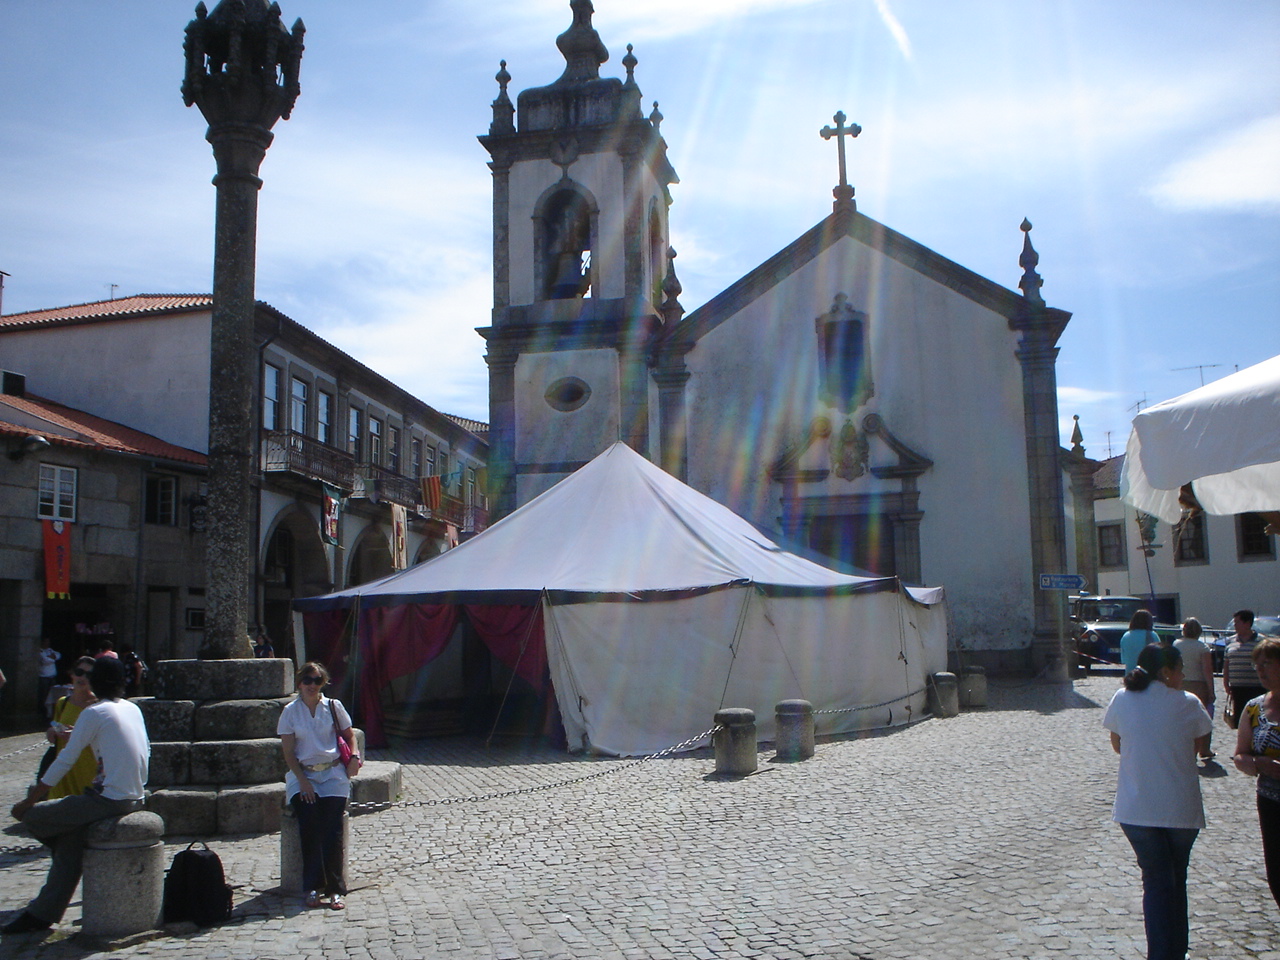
[820,111,862,211]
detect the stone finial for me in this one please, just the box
[660,247,684,325]
[182,0,305,124]
[555,0,608,82]
[1070,414,1084,455]
[649,100,663,133]
[490,60,515,135]
[621,44,643,118]
[1018,217,1044,305]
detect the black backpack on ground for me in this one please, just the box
[162,842,233,926]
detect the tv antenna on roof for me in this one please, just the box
[1172,363,1224,387]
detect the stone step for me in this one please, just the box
[351,760,403,807]
[148,737,287,786]
[193,697,293,741]
[146,783,286,836]
[152,658,293,702]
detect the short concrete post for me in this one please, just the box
[82,811,165,938]
[713,708,757,775]
[774,699,815,761]
[928,672,960,718]
[280,802,349,896]
[958,666,987,709]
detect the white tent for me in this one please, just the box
[298,442,948,756]
[1122,354,1280,524]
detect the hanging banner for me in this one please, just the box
[43,519,71,599]
[421,475,442,512]
[321,484,341,545]
[391,503,408,570]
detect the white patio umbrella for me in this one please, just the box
[1121,353,1280,524]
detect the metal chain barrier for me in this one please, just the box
[812,688,924,716]
[0,740,45,764]
[348,723,723,815]
[0,842,45,858]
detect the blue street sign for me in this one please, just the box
[1039,573,1088,590]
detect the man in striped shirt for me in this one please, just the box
[1225,609,1265,729]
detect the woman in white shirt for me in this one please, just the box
[1103,643,1212,960]
[1173,617,1217,760]
[278,661,362,910]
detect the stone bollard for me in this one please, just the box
[713,708,757,775]
[280,802,349,896]
[82,811,166,938]
[928,672,960,718]
[958,666,988,709]
[774,699,815,761]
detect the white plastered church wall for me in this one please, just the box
[681,234,1033,651]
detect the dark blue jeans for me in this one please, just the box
[1120,823,1198,960]
[291,796,346,895]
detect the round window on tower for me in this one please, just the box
[544,376,591,412]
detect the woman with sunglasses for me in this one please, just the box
[45,657,100,800]
[277,661,361,910]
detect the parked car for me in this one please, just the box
[1070,595,1177,671]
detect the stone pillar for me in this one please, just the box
[280,802,349,896]
[652,361,691,482]
[713,708,757,775]
[482,349,518,521]
[82,812,166,938]
[928,672,959,718]
[774,700,815,761]
[958,666,988,709]
[183,0,304,659]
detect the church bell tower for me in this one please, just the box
[478,0,678,519]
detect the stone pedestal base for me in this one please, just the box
[928,673,960,718]
[280,803,349,896]
[82,812,166,938]
[774,700,815,761]
[713,708,757,775]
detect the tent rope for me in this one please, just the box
[716,586,755,710]
[484,599,542,750]
[755,585,805,697]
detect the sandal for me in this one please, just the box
[305,890,324,909]
[329,893,346,911]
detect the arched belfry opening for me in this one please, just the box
[536,185,596,300]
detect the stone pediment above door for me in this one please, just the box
[769,413,932,484]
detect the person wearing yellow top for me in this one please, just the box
[46,657,99,800]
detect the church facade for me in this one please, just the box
[479,1,1072,671]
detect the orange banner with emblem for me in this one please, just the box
[43,519,71,599]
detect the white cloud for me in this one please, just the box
[1147,114,1280,212]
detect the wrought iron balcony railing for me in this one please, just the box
[261,430,355,489]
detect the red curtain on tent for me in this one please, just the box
[462,604,547,695]
[348,601,548,748]
[358,603,460,746]
[300,609,354,686]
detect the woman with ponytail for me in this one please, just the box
[1103,643,1213,960]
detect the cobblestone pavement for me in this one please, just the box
[1,676,1277,959]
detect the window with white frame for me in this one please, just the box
[348,407,363,460]
[290,377,309,435]
[38,464,77,521]
[388,426,401,474]
[411,438,423,478]
[467,466,476,506]
[438,451,450,490]
[369,417,383,466]
[263,363,282,430]
[318,391,334,445]
[145,475,179,525]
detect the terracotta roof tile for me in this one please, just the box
[0,393,206,466]
[1093,454,1124,492]
[444,414,489,438]
[0,294,212,330]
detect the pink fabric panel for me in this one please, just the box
[358,603,459,747]
[464,604,547,694]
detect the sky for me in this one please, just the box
[1,0,1277,458]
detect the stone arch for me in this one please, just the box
[347,523,394,588]
[533,180,599,301]
[414,536,449,566]
[260,505,331,666]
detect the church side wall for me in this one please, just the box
[0,312,213,453]
[682,235,1034,655]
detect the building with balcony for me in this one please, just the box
[0,375,207,723]
[0,294,487,673]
